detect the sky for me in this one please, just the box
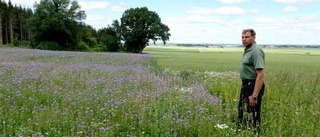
[5,0,320,45]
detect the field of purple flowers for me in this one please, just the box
[0,48,228,136]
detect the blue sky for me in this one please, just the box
[7,0,320,45]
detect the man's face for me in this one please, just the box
[242,32,255,47]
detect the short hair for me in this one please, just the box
[242,29,256,37]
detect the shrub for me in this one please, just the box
[75,41,92,51]
[37,41,61,50]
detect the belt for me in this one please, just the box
[242,79,256,85]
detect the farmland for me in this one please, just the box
[145,46,320,136]
[0,46,319,136]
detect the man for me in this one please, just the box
[237,29,265,133]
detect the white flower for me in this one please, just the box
[215,124,229,129]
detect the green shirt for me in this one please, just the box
[240,44,265,80]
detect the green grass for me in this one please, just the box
[144,46,320,71]
[144,46,242,71]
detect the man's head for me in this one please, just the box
[242,29,256,48]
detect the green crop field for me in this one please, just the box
[0,46,319,136]
[144,46,320,136]
[144,46,320,72]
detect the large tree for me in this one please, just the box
[97,20,121,52]
[119,7,170,53]
[28,0,86,50]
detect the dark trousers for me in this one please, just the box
[237,80,265,132]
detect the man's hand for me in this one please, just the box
[249,96,257,106]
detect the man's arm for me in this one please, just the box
[253,69,264,97]
[249,69,264,106]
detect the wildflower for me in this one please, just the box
[215,124,229,129]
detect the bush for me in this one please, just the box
[37,41,61,50]
[91,44,106,52]
[20,41,31,48]
[12,39,20,47]
[75,42,92,51]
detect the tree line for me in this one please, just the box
[0,0,33,46]
[0,0,170,53]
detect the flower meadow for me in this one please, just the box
[0,48,231,136]
[1,47,320,136]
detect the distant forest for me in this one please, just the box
[0,0,33,46]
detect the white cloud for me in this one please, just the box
[78,1,109,10]
[284,6,299,12]
[282,15,318,25]
[253,17,282,30]
[111,6,126,12]
[186,15,209,23]
[251,15,320,44]
[86,15,104,21]
[218,0,250,4]
[214,6,246,15]
[164,16,248,44]
[84,15,106,29]
[111,2,127,12]
[254,17,276,23]
[249,9,259,14]
[186,7,214,15]
[273,0,316,4]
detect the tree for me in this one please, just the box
[24,8,33,41]
[18,6,24,41]
[72,23,98,51]
[119,7,170,53]
[97,20,121,52]
[3,0,8,44]
[0,0,3,45]
[0,13,2,46]
[28,0,86,50]
[0,0,32,46]
[8,0,13,44]
[78,24,97,48]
